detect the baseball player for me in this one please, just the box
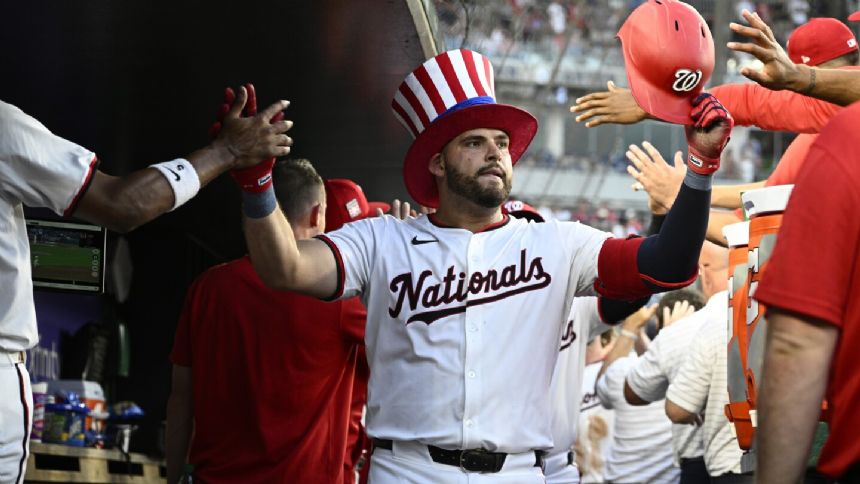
[501,201,646,483]
[239,37,730,482]
[0,86,290,484]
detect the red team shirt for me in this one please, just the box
[755,103,860,478]
[171,257,366,484]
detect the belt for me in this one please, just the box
[373,438,545,473]
[2,351,26,366]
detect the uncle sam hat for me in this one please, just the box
[392,49,538,208]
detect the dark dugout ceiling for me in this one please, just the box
[2,0,441,210]
[3,0,440,454]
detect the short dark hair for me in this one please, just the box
[656,287,707,328]
[271,159,324,222]
[823,49,860,68]
[839,49,860,66]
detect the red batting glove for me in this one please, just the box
[208,87,236,140]
[208,84,285,193]
[684,93,733,176]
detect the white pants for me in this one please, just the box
[0,352,32,484]
[368,441,546,484]
[544,451,580,484]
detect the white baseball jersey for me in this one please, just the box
[666,291,742,477]
[545,296,609,483]
[576,362,614,483]
[0,101,97,351]
[320,213,611,453]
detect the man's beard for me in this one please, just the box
[445,163,512,209]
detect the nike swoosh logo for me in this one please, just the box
[166,167,181,182]
[411,236,438,246]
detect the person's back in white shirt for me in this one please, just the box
[597,355,679,484]
[666,291,744,478]
[626,300,719,462]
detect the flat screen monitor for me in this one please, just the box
[26,219,106,293]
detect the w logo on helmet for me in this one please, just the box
[672,69,703,92]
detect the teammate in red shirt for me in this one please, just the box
[323,179,391,484]
[165,160,366,484]
[754,103,860,482]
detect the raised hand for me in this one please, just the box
[214,84,294,173]
[662,300,695,328]
[727,9,806,92]
[626,142,686,215]
[684,93,733,175]
[622,304,657,333]
[570,81,650,128]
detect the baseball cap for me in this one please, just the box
[787,18,858,66]
[324,179,390,232]
[501,199,544,223]
[850,12,860,22]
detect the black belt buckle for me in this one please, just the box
[458,448,506,473]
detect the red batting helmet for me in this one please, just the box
[617,0,714,125]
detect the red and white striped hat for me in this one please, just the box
[392,49,538,208]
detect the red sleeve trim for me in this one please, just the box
[315,234,346,301]
[639,271,698,290]
[63,155,99,217]
[594,236,651,300]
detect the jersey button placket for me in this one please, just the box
[462,236,484,448]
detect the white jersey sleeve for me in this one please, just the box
[555,220,612,297]
[0,101,97,215]
[625,333,670,403]
[318,216,383,300]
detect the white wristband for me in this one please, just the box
[620,329,639,341]
[150,159,200,211]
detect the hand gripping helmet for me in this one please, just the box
[617,0,715,125]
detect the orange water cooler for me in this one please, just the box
[738,185,794,471]
[723,221,753,450]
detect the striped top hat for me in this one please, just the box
[392,49,538,208]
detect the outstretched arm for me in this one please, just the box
[711,181,764,209]
[625,144,744,248]
[573,78,842,134]
[597,96,733,300]
[598,305,655,380]
[709,83,841,133]
[72,86,293,232]
[243,204,340,299]
[728,9,860,107]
